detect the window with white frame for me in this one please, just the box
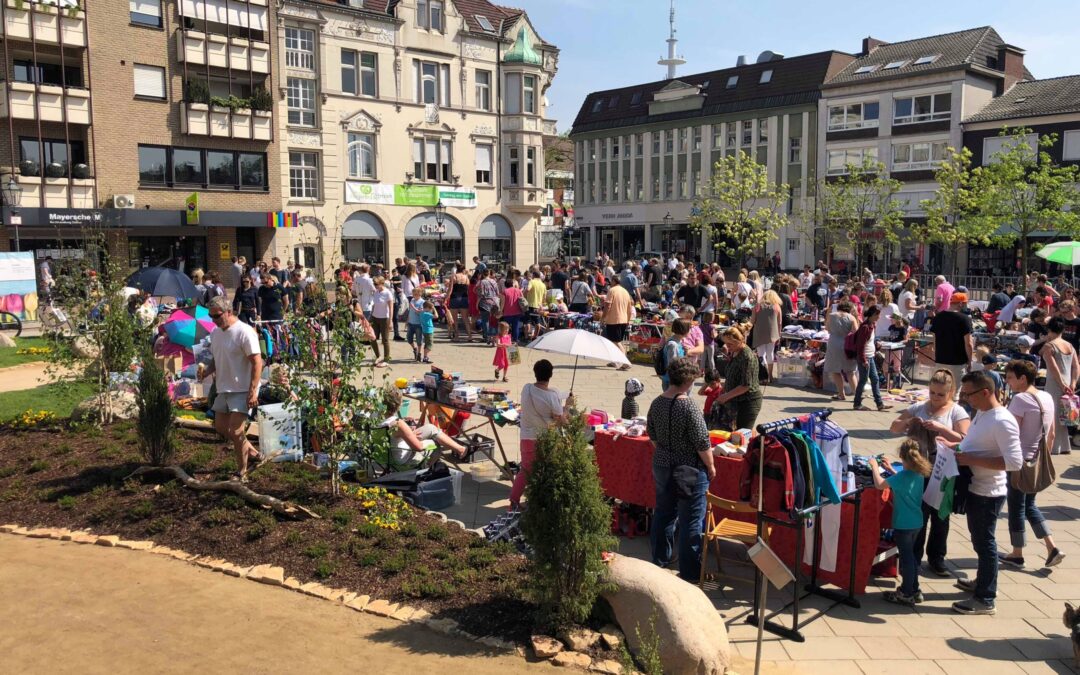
[526,147,536,185]
[892,140,946,171]
[635,173,644,201]
[508,147,520,186]
[827,101,879,131]
[414,60,450,106]
[289,151,319,199]
[285,27,315,70]
[589,140,597,161]
[893,92,951,125]
[727,128,736,148]
[612,136,620,159]
[693,126,702,151]
[664,130,673,154]
[475,143,493,184]
[417,0,444,31]
[505,73,522,114]
[412,137,453,182]
[788,137,801,163]
[286,77,316,126]
[475,69,491,111]
[741,120,753,146]
[758,118,768,144]
[635,133,643,156]
[129,0,162,27]
[599,139,607,160]
[678,128,688,153]
[652,133,660,155]
[133,64,166,99]
[341,50,377,97]
[347,132,376,179]
[523,75,536,114]
[1064,130,1080,161]
[826,146,879,175]
[982,133,1038,164]
[712,124,722,149]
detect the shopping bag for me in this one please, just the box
[1011,393,1057,493]
[1059,394,1080,428]
[509,345,521,365]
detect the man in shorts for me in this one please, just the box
[199,296,263,481]
[602,282,633,370]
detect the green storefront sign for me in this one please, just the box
[393,185,438,206]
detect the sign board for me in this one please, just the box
[0,252,37,320]
[345,182,477,208]
[219,243,231,260]
[186,192,200,225]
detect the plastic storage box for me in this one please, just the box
[775,357,810,387]
[256,403,302,460]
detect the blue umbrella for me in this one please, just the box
[126,267,200,300]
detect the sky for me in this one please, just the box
[510,0,1080,133]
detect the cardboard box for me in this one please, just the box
[154,354,183,377]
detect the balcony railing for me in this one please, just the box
[177,30,270,74]
[0,81,90,124]
[504,187,542,212]
[0,0,86,47]
[7,175,95,208]
[180,102,272,140]
[285,49,314,71]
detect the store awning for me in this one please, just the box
[478,215,512,239]
[405,212,463,239]
[342,211,385,239]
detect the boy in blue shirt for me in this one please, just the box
[420,301,436,364]
[870,439,933,607]
[406,287,425,362]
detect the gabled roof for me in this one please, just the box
[571,51,854,135]
[825,26,1027,87]
[309,0,543,42]
[964,75,1080,123]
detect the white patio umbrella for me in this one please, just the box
[1036,241,1080,266]
[524,328,630,392]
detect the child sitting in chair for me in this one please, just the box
[380,385,469,468]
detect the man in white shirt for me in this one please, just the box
[352,263,376,317]
[200,296,263,481]
[953,371,1023,615]
[798,265,813,291]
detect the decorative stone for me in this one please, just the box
[425,618,460,636]
[69,532,98,544]
[424,510,448,522]
[468,527,486,538]
[94,535,120,547]
[283,577,303,590]
[225,565,254,578]
[71,391,137,423]
[603,554,731,675]
[590,659,623,675]
[329,589,353,603]
[446,519,466,530]
[552,651,592,669]
[346,595,371,611]
[249,564,286,586]
[532,635,564,659]
[599,625,624,650]
[478,636,515,652]
[299,582,325,597]
[0,524,20,533]
[194,557,217,569]
[364,599,402,618]
[408,608,432,623]
[10,526,31,536]
[391,606,416,622]
[559,627,601,652]
[338,592,357,605]
[116,540,155,550]
[26,528,53,538]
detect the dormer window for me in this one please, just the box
[592,98,603,113]
[883,60,909,70]
[914,54,941,65]
[759,70,772,84]
[631,92,642,105]
[854,64,879,75]
[608,95,619,109]
[417,0,443,32]
[475,14,494,32]
[726,75,738,89]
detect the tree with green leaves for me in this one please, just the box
[690,149,790,263]
[914,146,997,277]
[976,127,1080,278]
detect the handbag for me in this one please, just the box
[1010,393,1057,493]
[664,396,704,499]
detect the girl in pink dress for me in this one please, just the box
[493,321,512,382]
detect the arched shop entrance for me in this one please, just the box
[478,214,513,266]
[341,211,387,265]
[405,212,463,264]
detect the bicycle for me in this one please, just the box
[0,310,22,339]
[38,301,76,335]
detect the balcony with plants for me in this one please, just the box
[3,134,95,207]
[0,0,86,48]
[180,78,273,141]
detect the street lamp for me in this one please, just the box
[662,212,673,255]
[433,200,446,264]
[2,176,23,252]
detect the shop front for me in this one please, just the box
[404,212,463,263]
[478,214,513,266]
[127,232,207,272]
[650,222,701,259]
[597,226,645,261]
[341,210,387,265]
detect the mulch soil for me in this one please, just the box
[0,423,550,644]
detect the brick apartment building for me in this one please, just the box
[0,0,281,283]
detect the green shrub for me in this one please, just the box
[89,484,110,499]
[0,466,18,478]
[246,512,276,540]
[183,447,215,473]
[284,530,304,547]
[425,524,448,541]
[57,443,73,455]
[466,547,497,568]
[221,495,245,511]
[452,568,478,585]
[146,516,173,535]
[88,503,117,524]
[330,508,353,529]
[520,412,616,630]
[401,577,455,599]
[314,560,336,580]
[27,460,48,473]
[135,350,176,466]
[304,542,329,559]
[381,552,407,575]
[399,521,419,538]
[127,499,154,521]
[205,508,231,526]
[356,520,380,539]
[634,612,663,675]
[57,495,77,510]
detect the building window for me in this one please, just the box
[347,132,376,179]
[285,27,315,70]
[726,127,736,148]
[417,0,443,31]
[523,75,536,114]
[172,148,204,184]
[286,77,316,127]
[508,147,520,186]
[759,69,773,84]
[14,59,81,87]
[1064,130,1080,161]
[893,92,951,125]
[475,69,491,110]
[612,137,620,159]
[137,145,167,184]
[589,140,597,161]
[207,150,237,186]
[475,143,493,184]
[636,173,644,201]
[693,126,702,151]
[726,75,738,89]
[651,133,660,155]
[826,146,878,175]
[664,130,673,154]
[741,120,753,146]
[129,0,162,27]
[289,151,320,199]
[342,50,377,97]
[664,174,673,200]
[758,118,768,144]
[678,128,688,153]
[20,137,87,176]
[827,101,880,131]
[136,145,266,190]
[526,147,536,186]
[892,141,947,171]
[712,124,722,149]
[635,134,643,156]
[982,133,1038,164]
[788,137,801,163]
[412,138,452,182]
[599,139,607,160]
[414,60,450,106]
[133,64,166,99]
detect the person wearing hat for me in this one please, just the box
[929,291,973,398]
[622,378,645,419]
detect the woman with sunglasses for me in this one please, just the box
[232,275,258,325]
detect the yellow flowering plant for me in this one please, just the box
[348,485,413,530]
[7,409,58,430]
[16,347,52,356]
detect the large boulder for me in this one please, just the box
[0,332,15,348]
[602,554,730,675]
[71,391,138,423]
[71,336,101,360]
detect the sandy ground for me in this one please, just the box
[0,362,53,393]
[0,535,560,675]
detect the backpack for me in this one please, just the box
[203,283,222,306]
[653,338,680,377]
[843,330,858,359]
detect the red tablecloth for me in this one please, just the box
[593,430,887,594]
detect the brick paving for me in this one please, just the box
[383,331,1080,673]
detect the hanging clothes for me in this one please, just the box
[773,431,807,512]
[739,436,794,513]
[795,419,849,573]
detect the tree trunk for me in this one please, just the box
[1021,235,1030,280]
[127,465,322,520]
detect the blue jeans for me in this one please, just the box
[650,463,709,582]
[966,493,1005,603]
[406,322,421,348]
[503,314,523,342]
[894,528,921,597]
[915,481,950,568]
[480,308,495,341]
[854,358,883,408]
[1007,484,1050,549]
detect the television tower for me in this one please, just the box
[657,0,686,80]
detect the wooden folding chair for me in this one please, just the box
[699,493,771,587]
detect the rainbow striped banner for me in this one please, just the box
[267,211,300,228]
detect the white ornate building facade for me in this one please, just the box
[272,0,558,273]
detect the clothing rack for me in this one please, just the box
[747,409,864,644]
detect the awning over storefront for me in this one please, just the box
[478,214,512,239]
[2,207,281,229]
[341,211,385,239]
[405,212,463,239]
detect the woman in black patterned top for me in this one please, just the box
[647,356,716,582]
